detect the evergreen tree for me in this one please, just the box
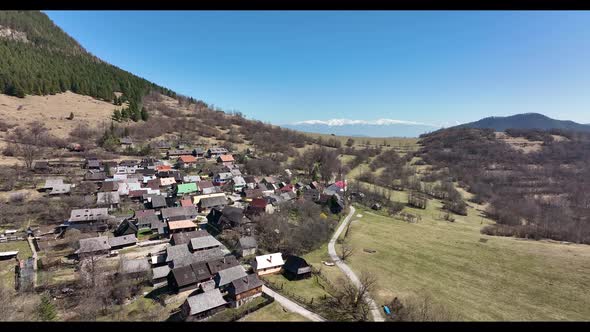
[38,293,57,321]
[112,109,121,122]
[140,106,149,121]
[120,107,130,120]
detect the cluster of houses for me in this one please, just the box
[37,144,345,320]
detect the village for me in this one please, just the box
[1,139,349,321]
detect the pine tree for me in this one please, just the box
[38,293,57,321]
[112,109,121,122]
[140,106,149,121]
[120,107,130,120]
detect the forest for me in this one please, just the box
[418,127,590,244]
[0,11,175,110]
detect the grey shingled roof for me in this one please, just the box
[108,235,137,247]
[239,236,257,250]
[215,265,247,287]
[152,265,171,280]
[171,230,209,245]
[49,183,71,195]
[161,206,198,220]
[230,274,263,294]
[166,244,191,263]
[69,208,110,223]
[199,196,228,208]
[77,236,111,254]
[150,195,168,208]
[172,248,225,268]
[189,236,222,251]
[185,289,227,316]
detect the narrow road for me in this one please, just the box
[328,205,385,322]
[261,285,326,322]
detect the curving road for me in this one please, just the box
[261,285,326,322]
[328,205,385,322]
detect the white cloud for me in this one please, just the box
[292,118,439,127]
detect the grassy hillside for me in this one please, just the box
[343,205,590,321]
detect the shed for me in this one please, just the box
[181,289,227,320]
[283,255,312,280]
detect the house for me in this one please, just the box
[114,219,138,236]
[120,137,134,148]
[170,230,209,246]
[167,149,194,159]
[193,147,205,158]
[278,183,295,194]
[214,265,248,289]
[40,178,64,192]
[178,155,198,168]
[179,199,193,208]
[168,262,214,293]
[176,183,198,196]
[181,289,227,320]
[227,274,264,308]
[156,165,173,173]
[168,220,198,234]
[183,175,201,183]
[246,198,268,217]
[282,255,312,280]
[257,184,274,196]
[217,154,235,167]
[198,196,228,214]
[252,253,284,276]
[230,168,242,177]
[237,236,257,257]
[161,206,198,222]
[108,235,138,250]
[243,176,257,189]
[86,159,101,170]
[206,256,239,274]
[213,172,233,185]
[68,208,110,223]
[207,147,229,159]
[232,176,246,192]
[166,244,192,264]
[99,181,119,192]
[84,171,106,182]
[149,195,168,210]
[159,177,177,187]
[152,265,170,288]
[207,206,246,230]
[144,178,160,191]
[242,188,264,201]
[117,181,142,196]
[189,236,222,252]
[32,160,50,172]
[261,176,278,187]
[49,183,72,196]
[75,236,111,258]
[129,189,149,200]
[302,188,320,202]
[151,140,171,150]
[197,180,217,194]
[0,251,19,261]
[96,192,120,209]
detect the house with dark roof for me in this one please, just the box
[181,289,227,320]
[227,274,264,308]
[152,265,170,288]
[246,198,268,217]
[168,262,213,293]
[207,147,229,159]
[149,195,168,210]
[84,171,106,182]
[119,258,151,278]
[108,235,137,250]
[75,236,111,258]
[197,196,228,214]
[213,265,248,289]
[135,210,158,229]
[207,206,245,230]
[193,147,205,158]
[206,256,239,275]
[167,149,194,159]
[237,236,257,257]
[282,255,312,280]
[161,206,198,222]
[114,219,138,237]
[170,230,209,246]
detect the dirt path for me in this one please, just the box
[261,285,326,322]
[328,205,385,322]
[26,236,38,287]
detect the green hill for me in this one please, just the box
[0,11,175,105]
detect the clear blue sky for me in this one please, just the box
[45,11,590,126]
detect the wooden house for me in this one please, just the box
[227,274,263,308]
[252,253,284,276]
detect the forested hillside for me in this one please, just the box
[0,11,175,107]
[418,128,590,244]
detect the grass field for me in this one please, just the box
[343,205,590,321]
[301,132,419,150]
[241,302,309,322]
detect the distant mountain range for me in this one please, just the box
[455,113,590,132]
[283,121,440,138]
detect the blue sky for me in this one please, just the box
[45,11,590,127]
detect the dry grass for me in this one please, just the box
[343,203,590,321]
[240,302,309,322]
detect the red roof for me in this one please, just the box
[156,165,172,172]
[250,198,267,209]
[145,179,160,190]
[334,181,346,189]
[280,184,294,192]
[135,210,156,218]
[180,199,193,207]
[178,155,197,163]
[129,189,148,198]
[218,154,235,162]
